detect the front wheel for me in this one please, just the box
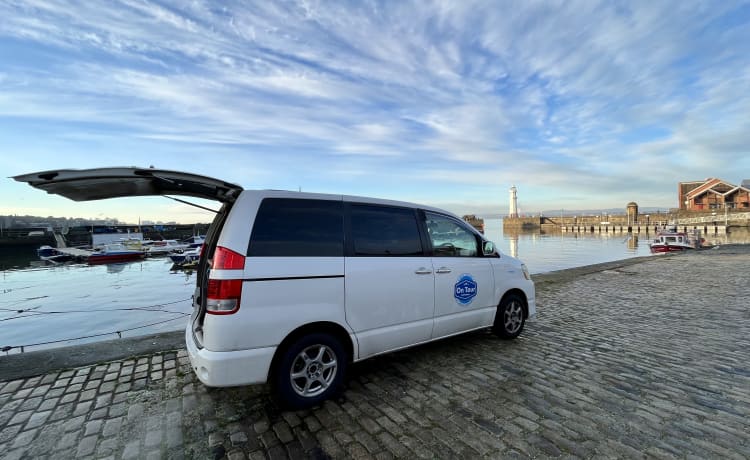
[273,333,347,409]
[492,293,526,339]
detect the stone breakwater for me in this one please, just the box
[1,247,749,459]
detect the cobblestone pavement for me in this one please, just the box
[1,247,749,459]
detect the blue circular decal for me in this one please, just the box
[454,274,478,305]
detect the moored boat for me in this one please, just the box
[145,239,190,256]
[36,245,74,263]
[44,253,74,263]
[37,245,59,258]
[88,243,145,264]
[649,231,697,253]
[117,237,151,250]
[168,245,201,265]
[183,235,205,248]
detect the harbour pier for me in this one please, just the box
[505,207,750,237]
[559,222,730,236]
[51,247,94,261]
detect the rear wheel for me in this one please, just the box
[273,333,347,409]
[492,293,526,339]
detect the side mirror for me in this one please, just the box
[482,241,497,256]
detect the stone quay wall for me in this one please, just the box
[505,208,750,234]
[1,247,749,459]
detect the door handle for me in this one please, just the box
[436,267,452,274]
[414,267,432,275]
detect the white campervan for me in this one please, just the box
[15,167,536,408]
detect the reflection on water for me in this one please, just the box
[627,234,639,251]
[508,233,518,258]
[106,263,127,274]
[0,257,194,354]
[484,218,653,274]
[485,218,750,274]
[707,227,750,245]
[0,246,45,271]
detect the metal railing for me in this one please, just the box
[676,213,750,225]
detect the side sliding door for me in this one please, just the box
[344,203,435,359]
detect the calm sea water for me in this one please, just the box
[1,219,746,353]
[1,255,195,354]
[483,218,652,274]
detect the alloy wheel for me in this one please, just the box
[504,300,523,334]
[289,344,338,398]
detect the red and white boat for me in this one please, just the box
[88,243,145,264]
[649,231,697,253]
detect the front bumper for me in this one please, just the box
[526,294,537,321]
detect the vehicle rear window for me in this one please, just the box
[350,204,423,256]
[248,198,344,256]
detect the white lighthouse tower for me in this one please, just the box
[509,185,519,218]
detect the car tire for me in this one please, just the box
[273,333,347,410]
[492,293,526,339]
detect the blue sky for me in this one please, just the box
[2,1,750,223]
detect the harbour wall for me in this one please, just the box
[0,224,210,249]
[0,229,55,248]
[505,209,750,236]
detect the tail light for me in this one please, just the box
[206,279,242,315]
[213,246,245,270]
[206,247,245,315]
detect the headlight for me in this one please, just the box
[521,264,531,280]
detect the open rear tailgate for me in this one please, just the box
[13,167,242,203]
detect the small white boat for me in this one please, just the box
[145,239,190,256]
[183,235,205,248]
[117,237,149,250]
[169,245,202,266]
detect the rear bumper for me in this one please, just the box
[185,325,276,387]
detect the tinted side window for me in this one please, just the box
[350,204,423,256]
[425,212,479,257]
[248,198,343,256]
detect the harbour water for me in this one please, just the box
[1,257,194,354]
[1,219,747,354]
[483,218,652,273]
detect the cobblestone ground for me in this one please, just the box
[1,247,749,459]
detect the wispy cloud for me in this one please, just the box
[1,0,750,221]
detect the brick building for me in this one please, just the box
[679,178,750,210]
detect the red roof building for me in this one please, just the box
[679,178,750,210]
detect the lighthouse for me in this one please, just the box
[509,185,518,218]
